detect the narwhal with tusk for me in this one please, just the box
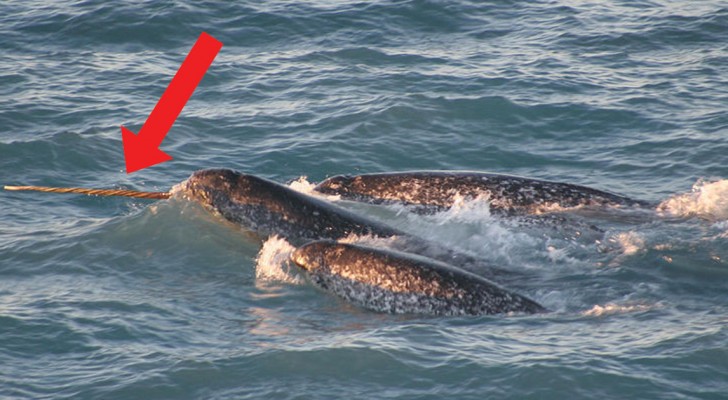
[5,170,508,277]
[4,168,546,316]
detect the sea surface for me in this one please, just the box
[1,1,727,399]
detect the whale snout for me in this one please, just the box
[187,169,239,190]
[291,241,333,272]
[291,247,312,271]
[178,168,264,208]
[173,169,236,208]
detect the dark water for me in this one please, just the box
[1,1,727,399]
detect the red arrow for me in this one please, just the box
[121,32,223,173]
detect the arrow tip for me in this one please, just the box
[121,126,173,174]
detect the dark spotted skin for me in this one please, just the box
[176,169,403,246]
[174,169,512,280]
[292,241,546,316]
[315,171,651,214]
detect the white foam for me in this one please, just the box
[545,245,573,263]
[582,302,654,317]
[658,178,728,221]
[287,176,317,195]
[396,197,574,270]
[168,179,189,198]
[531,202,573,215]
[287,176,347,204]
[255,236,304,285]
[713,221,728,239]
[611,231,646,256]
[337,233,401,248]
[448,193,493,216]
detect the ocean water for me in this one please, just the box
[1,0,727,398]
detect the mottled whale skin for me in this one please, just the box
[174,169,510,279]
[291,241,546,316]
[175,169,403,246]
[315,171,651,214]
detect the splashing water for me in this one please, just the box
[582,302,657,317]
[287,176,318,195]
[658,179,728,221]
[610,231,646,257]
[255,236,304,285]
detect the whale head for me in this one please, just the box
[174,169,402,245]
[176,168,282,211]
[178,168,243,205]
[173,168,296,240]
[291,240,332,273]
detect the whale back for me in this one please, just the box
[292,240,546,316]
[315,171,650,214]
[176,169,517,281]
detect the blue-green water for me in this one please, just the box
[2,1,727,398]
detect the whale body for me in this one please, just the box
[315,170,651,214]
[174,169,511,279]
[174,168,401,246]
[291,241,546,316]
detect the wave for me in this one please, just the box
[658,179,728,221]
[289,177,593,274]
[254,235,304,285]
[582,302,657,317]
[287,175,319,195]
